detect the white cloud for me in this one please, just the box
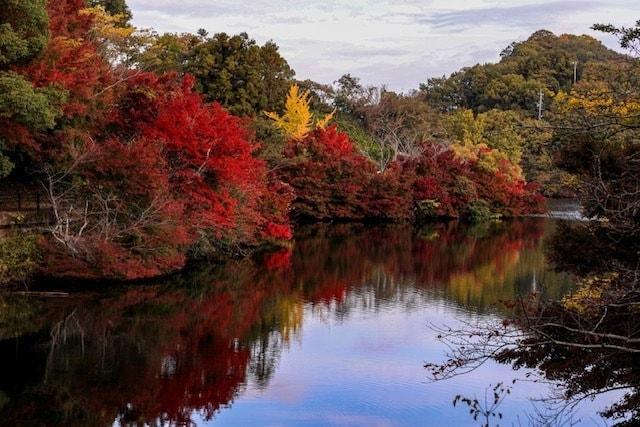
[128,0,640,91]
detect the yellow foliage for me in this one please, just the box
[555,88,640,127]
[446,109,486,148]
[80,7,135,62]
[446,247,521,307]
[446,109,524,180]
[265,84,335,140]
[315,109,335,130]
[562,273,618,314]
[479,148,523,178]
[560,173,581,190]
[81,7,134,39]
[452,142,481,162]
[452,141,523,180]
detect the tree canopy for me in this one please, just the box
[135,31,295,116]
[421,30,623,114]
[0,0,49,67]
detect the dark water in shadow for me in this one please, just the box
[0,219,617,426]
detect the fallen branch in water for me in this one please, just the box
[7,291,70,297]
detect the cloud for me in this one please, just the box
[128,0,357,20]
[415,1,600,29]
[127,0,640,91]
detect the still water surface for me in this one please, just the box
[0,218,619,425]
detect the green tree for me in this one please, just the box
[479,110,525,164]
[0,0,65,178]
[0,72,66,178]
[0,72,66,131]
[0,0,49,67]
[444,109,523,164]
[135,32,295,116]
[186,33,294,116]
[333,73,375,117]
[132,32,201,73]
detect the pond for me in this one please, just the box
[0,217,621,426]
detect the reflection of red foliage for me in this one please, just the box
[307,278,349,304]
[294,220,546,305]
[264,249,293,270]
[76,273,280,424]
[96,222,548,425]
[0,220,549,425]
[150,339,251,423]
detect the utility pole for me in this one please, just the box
[537,90,544,120]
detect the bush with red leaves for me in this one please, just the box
[407,144,544,219]
[21,1,293,280]
[279,126,413,221]
[278,126,542,223]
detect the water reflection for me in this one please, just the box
[0,219,574,426]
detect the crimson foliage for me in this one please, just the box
[132,74,293,246]
[280,126,412,221]
[279,127,542,222]
[14,0,292,280]
[409,145,544,219]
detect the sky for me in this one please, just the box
[128,0,640,92]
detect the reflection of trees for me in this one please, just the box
[295,220,570,315]
[0,260,297,425]
[427,221,640,425]
[249,330,289,390]
[245,291,303,389]
[0,219,563,425]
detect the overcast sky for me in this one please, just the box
[128,0,640,92]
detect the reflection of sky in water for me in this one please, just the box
[208,292,621,426]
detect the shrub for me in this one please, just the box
[40,73,293,280]
[415,199,441,220]
[279,126,412,221]
[464,200,500,222]
[0,231,40,286]
[405,143,543,220]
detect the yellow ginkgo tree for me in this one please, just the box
[265,84,335,140]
